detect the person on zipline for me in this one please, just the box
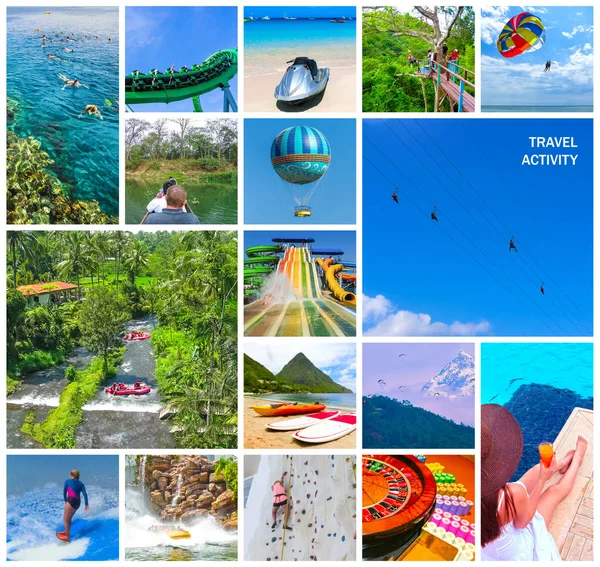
[391,192,399,204]
[540,282,545,295]
[509,237,518,252]
[431,207,439,222]
[271,471,293,530]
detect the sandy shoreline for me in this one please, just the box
[244,397,356,449]
[244,66,356,113]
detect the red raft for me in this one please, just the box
[124,333,151,341]
[105,385,151,396]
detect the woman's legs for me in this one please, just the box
[63,502,77,540]
[516,450,576,494]
[537,436,588,529]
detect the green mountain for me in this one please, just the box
[363,395,474,449]
[244,352,353,394]
[277,353,353,393]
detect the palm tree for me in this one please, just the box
[110,231,130,293]
[56,232,87,299]
[7,231,39,289]
[123,240,148,285]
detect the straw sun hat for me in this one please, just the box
[481,404,524,497]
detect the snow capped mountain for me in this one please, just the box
[421,350,475,399]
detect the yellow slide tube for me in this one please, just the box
[316,258,356,308]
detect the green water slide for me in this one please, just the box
[246,245,283,257]
[125,48,238,112]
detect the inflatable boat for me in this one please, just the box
[105,385,151,396]
[123,333,151,341]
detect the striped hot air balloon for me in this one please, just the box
[497,12,545,59]
[271,126,331,185]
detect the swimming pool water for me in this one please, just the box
[481,343,593,405]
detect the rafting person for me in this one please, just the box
[57,469,89,543]
[509,237,517,252]
[481,404,588,561]
[78,104,103,120]
[59,74,89,89]
[271,472,293,531]
[134,380,142,389]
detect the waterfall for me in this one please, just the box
[139,455,147,488]
[172,474,183,505]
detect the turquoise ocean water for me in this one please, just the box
[481,343,593,406]
[7,7,119,217]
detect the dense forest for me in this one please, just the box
[363,6,475,112]
[7,230,237,449]
[244,352,353,394]
[125,117,237,180]
[362,395,474,449]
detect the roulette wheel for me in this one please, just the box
[362,455,437,560]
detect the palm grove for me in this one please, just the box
[7,231,237,449]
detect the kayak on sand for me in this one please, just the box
[266,410,341,431]
[251,402,326,417]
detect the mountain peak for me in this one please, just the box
[421,351,475,399]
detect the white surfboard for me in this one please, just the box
[292,413,356,444]
[266,410,340,431]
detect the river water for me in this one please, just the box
[7,315,175,449]
[126,178,237,224]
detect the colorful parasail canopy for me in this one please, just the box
[497,12,545,59]
[271,126,331,185]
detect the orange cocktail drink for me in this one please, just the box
[538,442,554,468]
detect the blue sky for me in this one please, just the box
[363,119,593,337]
[7,455,119,495]
[245,230,356,261]
[245,119,356,224]
[244,6,356,19]
[481,6,594,107]
[245,342,356,392]
[125,7,238,112]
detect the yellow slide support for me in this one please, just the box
[316,258,356,308]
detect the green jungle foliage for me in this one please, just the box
[363,7,475,112]
[363,395,475,449]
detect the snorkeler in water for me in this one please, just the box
[48,54,62,61]
[59,74,89,89]
[78,104,103,120]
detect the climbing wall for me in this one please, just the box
[244,455,357,561]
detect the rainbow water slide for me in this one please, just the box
[125,49,238,112]
[244,246,356,337]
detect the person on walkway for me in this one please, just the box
[271,471,293,531]
[145,185,200,225]
[481,404,588,561]
[57,469,89,542]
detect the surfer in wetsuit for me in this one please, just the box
[57,469,89,542]
[271,471,293,531]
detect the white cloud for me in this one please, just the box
[481,50,593,105]
[363,295,492,336]
[562,25,594,39]
[583,43,593,52]
[363,293,394,322]
[481,6,510,45]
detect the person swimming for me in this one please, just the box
[48,54,62,61]
[78,104,103,120]
[59,74,89,89]
[57,469,89,543]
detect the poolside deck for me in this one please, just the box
[545,407,593,561]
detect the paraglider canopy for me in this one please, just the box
[497,12,545,58]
